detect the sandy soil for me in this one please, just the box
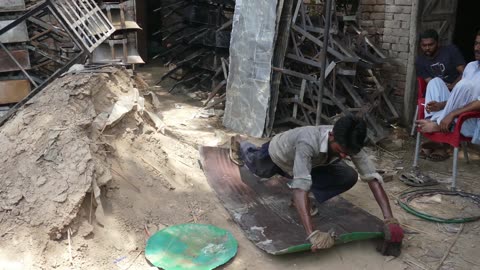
[0,65,479,270]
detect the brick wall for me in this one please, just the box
[358,0,414,98]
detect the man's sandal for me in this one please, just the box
[229,135,244,166]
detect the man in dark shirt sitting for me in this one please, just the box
[415,29,466,161]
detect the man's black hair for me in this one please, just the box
[332,115,367,154]
[420,29,439,42]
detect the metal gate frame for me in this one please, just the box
[0,0,114,126]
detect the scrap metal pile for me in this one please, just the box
[0,0,114,123]
[155,0,399,142]
[270,0,399,142]
[153,0,235,109]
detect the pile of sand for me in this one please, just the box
[0,67,149,238]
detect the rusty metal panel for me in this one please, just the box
[104,0,141,30]
[0,79,30,105]
[91,41,144,64]
[0,49,30,73]
[199,146,383,254]
[0,0,25,12]
[0,20,28,43]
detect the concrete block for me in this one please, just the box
[394,13,411,22]
[385,20,401,29]
[373,5,386,12]
[395,0,412,5]
[391,43,409,52]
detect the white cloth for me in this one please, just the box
[268,126,381,191]
[462,61,480,81]
[435,80,480,142]
[424,61,480,144]
[425,78,451,121]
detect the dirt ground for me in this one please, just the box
[0,64,479,270]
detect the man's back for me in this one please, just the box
[269,126,332,175]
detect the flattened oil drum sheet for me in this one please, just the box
[199,146,384,255]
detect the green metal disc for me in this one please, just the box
[145,224,238,270]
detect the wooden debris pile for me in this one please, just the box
[154,0,399,142]
[271,0,399,142]
[153,0,234,109]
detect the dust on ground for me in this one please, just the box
[0,65,479,270]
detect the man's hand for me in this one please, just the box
[384,218,404,242]
[379,218,404,257]
[439,114,455,133]
[426,101,446,113]
[307,230,335,252]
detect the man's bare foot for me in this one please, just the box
[416,120,441,133]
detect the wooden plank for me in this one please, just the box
[286,53,322,68]
[267,0,295,137]
[272,67,317,82]
[292,25,356,62]
[0,49,30,73]
[0,80,30,104]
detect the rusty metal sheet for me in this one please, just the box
[0,79,30,105]
[0,49,30,72]
[199,146,383,254]
[0,20,28,43]
[0,0,25,12]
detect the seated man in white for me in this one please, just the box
[416,31,480,143]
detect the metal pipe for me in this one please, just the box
[315,0,333,125]
[410,105,419,136]
[0,42,38,87]
[451,147,459,190]
[413,132,421,167]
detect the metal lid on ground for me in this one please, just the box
[145,223,238,270]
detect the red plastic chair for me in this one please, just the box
[413,77,480,189]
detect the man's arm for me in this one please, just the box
[289,143,315,235]
[368,180,393,219]
[292,189,314,235]
[440,100,480,133]
[351,150,403,256]
[415,58,432,83]
[289,143,335,251]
